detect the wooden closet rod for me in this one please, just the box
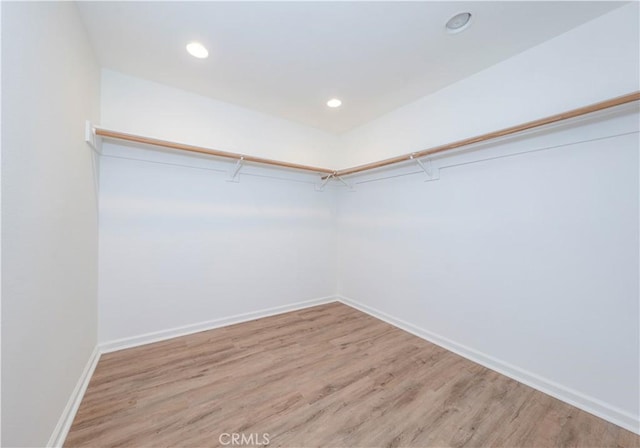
[95,91,639,180]
[94,128,336,175]
[330,91,640,178]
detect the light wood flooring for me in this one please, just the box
[65,302,639,447]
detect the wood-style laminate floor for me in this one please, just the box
[65,302,639,447]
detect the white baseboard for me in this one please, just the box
[337,295,640,435]
[99,296,338,354]
[47,346,101,447]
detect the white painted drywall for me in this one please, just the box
[0,2,4,444]
[334,2,640,431]
[337,107,640,430]
[338,2,640,168]
[98,69,340,344]
[101,70,340,168]
[1,2,100,447]
[98,143,337,343]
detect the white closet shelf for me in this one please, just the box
[92,91,639,179]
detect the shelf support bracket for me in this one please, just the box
[315,173,335,192]
[410,154,440,182]
[84,120,101,205]
[336,175,355,191]
[85,120,102,154]
[227,157,245,183]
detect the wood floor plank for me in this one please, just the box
[65,302,639,447]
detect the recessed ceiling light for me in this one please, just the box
[327,98,342,108]
[445,12,472,34]
[186,42,208,59]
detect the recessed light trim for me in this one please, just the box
[445,12,472,34]
[327,98,342,108]
[186,42,209,59]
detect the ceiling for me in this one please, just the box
[78,1,624,134]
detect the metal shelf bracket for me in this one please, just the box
[410,154,440,182]
[227,157,245,183]
[336,175,355,191]
[85,121,102,154]
[315,173,335,192]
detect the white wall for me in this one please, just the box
[335,2,640,432]
[101,70,340,168]
[98,69,340,345]
[98,144,337,344]
[1,2,100,447]
[337,107,640,431]
[338,3,639,168]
